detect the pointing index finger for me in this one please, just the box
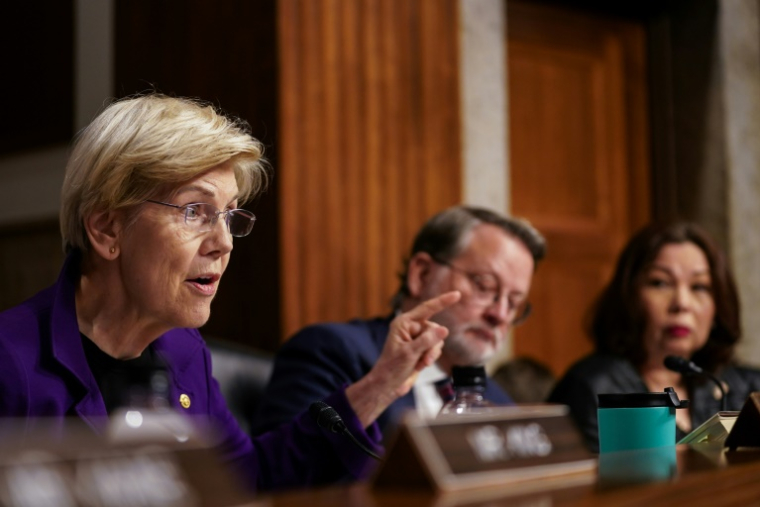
[404,291,461,322]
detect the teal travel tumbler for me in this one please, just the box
[597,387,689,453]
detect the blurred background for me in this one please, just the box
[1,0,759,380]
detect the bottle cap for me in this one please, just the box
[451,366,487,388]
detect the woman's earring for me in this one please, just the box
[109,246,116,254]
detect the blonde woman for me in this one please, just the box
[0,94,458,491]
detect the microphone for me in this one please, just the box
[309,401,382,461]
[664,356,727,412]
[309,401,347,433]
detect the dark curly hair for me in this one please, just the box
[590,222,740,374]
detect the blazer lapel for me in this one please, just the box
[48,252,108,429]
[152,333,199,413]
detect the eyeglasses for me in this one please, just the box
[145,200,256,237]
[432,256,532,325]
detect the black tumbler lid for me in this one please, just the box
[598,387,689,409]
[451,366,487,388]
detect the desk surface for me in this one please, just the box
[262,446,760,507]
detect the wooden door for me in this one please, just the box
[507,1,651,376]
[277,0,462,339]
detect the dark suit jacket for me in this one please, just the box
[549,352,760,453]
[0,252,381,491]
[252,316,514,438]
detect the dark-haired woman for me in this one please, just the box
[549,222,760,452]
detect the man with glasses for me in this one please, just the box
[252,206,546,437]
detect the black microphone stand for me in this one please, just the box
[310,401,382,461]
[699,371,727,412]
[664,356,727,412]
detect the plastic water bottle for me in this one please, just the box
[439,366,495,415]
[107,355,196,444]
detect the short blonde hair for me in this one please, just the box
[60,94,268,253]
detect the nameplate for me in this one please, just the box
[372,405,596,494]
[0,418,255,507]
[725,392,760,450]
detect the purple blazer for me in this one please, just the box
[0,253,382,492]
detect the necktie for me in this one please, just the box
[434,378,455,403]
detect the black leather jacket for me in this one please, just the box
[548,353,760,452]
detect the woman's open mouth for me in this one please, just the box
[186,274,220,296]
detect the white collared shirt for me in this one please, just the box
[413,363,449,419]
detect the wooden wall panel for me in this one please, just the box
[0,2,73,155]
[507,1,651,376]
[114,0,282,351]
[278,0,462,338]
[0,221,64,312]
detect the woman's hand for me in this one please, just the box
[345,291,461,427]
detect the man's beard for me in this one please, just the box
[441,324,503,366]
